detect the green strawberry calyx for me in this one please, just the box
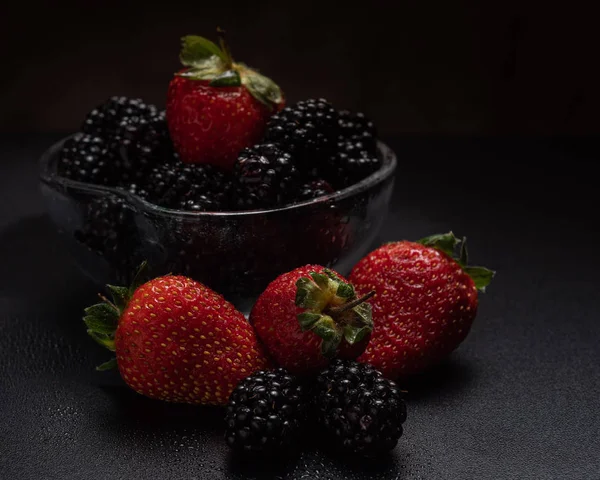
[176,29,284,110]
[417,232,496,292]
[83,261,149,371]
[295,270,375,359]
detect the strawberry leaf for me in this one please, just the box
[209,70,241,87]
[241,68,284,110]
[417,231,460,257]
[310,272,330,290]
[96,358,117,371]
[177,56,226,81]
[87,331,116,352]
[129,260,149,295]
[84,314,117,335]
[459,237,469,266]
[418,232,495,292]
[463,266,496,292]
[84,303,119,323]
[321,331,343,359]
[297,312,322,331]
[107,285,130,311]
[343,324,371,345]
[180,35,226,66]
[336,282,355,299]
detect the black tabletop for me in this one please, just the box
[1,135,598,479]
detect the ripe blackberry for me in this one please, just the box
[81,96,157,139]
[338,110,378,153]
[57,134,119,186]
[295,178,334,202]
[111,111,175,175]
[137,162,232,211]
[265,99,339,166]
[234,143,299,209]
[225,368,306,454]
[313,360,407,456]
[74,195,141,281]
[326,140,381,189]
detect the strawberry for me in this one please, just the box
[349,232,495,379]
[84,263,271,405]
[166,31,284,169]
[250,265,375,375]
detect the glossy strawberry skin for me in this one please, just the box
[350,242,478,378]
[115,275,270,405]
[250,265,369,375]
[166,76,273,169]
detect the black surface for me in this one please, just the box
[1,135,599,479]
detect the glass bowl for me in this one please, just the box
[39,137,396,312]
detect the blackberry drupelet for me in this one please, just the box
[234,143,299,209]
[295,178,334,201]
[57,134,118,186]
[265,99,339,166]
[81,96,157,139]
[325,140,381,189]
[313,359,407,456]
[74,195,141,281]
[338,110,378,153]
[225,368,306,454]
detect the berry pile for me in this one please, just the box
[224,361,406,456]
[58,99,380,212]
[57,33,384,279]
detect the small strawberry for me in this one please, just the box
[84,263,271,405]
[350,232,495,379]
[167,30,284,169]
[250,265,375,375]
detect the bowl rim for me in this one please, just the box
[39,135,397,218]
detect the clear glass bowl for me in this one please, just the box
[39,137,396,312]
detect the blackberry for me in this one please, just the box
[57,134,119,186]
[295,178,334,202]
[81,96,157,139]
[225,368,306,454]
[111,111,175,176]
[137,162,232,212]
[313,360,406,456]
[74,195,141,280]
[338,110,378,153]
[265,99,339,166]
[325,140,381,189]
[234,143,299,209]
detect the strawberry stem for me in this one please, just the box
[216,27,234,68]
[328,290,376,315]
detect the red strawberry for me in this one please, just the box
[166,32,284,169]
[84,263,271,405]
[250,265,375,375]
[349,232,495,379]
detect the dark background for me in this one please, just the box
[2,1,599,135]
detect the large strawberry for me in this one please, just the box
[84,263,271,405]
[350,232,495,379]
[167,31,284,169]
[250,265,375,375]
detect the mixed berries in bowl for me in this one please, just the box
[39,32,396,308]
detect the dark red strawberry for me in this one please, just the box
[166,31,284,169]
[349,232,495,378]
[250,265,374,375]
[84,263,271,405]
